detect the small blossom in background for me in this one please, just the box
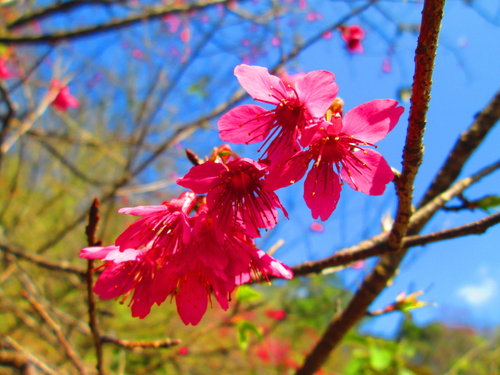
[340,25,365,53]
[309,222,324,233]
[266,309,287,321]
[0,57,12,79]
[51,80,80,111]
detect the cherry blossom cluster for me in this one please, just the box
[80,64,403,325]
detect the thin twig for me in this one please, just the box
[85,198,105,375]
[3,336,57,375]
[22,291,87,374]
[101,336,182,349]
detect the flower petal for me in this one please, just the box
[234,64,286,103]
[304,162,341,221]
[218,104,275,144]
[342,99,404,143]
[176,277,209,325]
[118,205,168,216]
[177,161,227,193]
[295,70,338,118]
[341,148,394,195]
[79,245,119,260]
[265,151,311,190]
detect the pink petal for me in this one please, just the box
[218,104,274,144]
[265,151,311,190]
[130,273,156,318]
[93,264,135,299]
[79,245,119,259]
[341,148,394,195]
[176,277,209,325]
[234,64,287,103]
[304,163,341,221]
[342,99,404,143]
[118,205,168,216]
[176,161,227,193]
[295,70,338,118]
[255,250,293,279]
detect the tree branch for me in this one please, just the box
[0,0,231,45]
[85,199,105,375]
[292,211,500,276]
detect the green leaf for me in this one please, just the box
[477,195,500,213]
[235,285,262,302]
[236,320,262,351]
[369,345,393,371]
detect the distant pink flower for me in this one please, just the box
[351,260,365,269]
[306,11,322,22]
[177,346,189,356]
[131,49,144,60]
[266,309,287,321]
[218,64,338,164]
[340,25,365,53]
[322,30,333,39]
[309,222,324,233]
[271,36,281,47]
[51,80,80,111]
[180,27,190,43]
[382,56,392,73]
[266,99,404,220]
[0,58,12,80]
[177,157,287,237]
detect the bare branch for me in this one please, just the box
[0,0,232,45]
[22,291,87,374]
[85,199,105,375]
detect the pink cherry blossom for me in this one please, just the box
[265,309,287,321]
[51,80,80,111]
[80,193,292,325]
[266,99,404,220]
[0,58,12,80]
[218,64,338,164]
[115,191,196,253]
[177,157,287,237]
[340,25,365,54]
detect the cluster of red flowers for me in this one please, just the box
[81,64,403,325]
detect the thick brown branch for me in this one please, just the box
[388,0,445,252]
